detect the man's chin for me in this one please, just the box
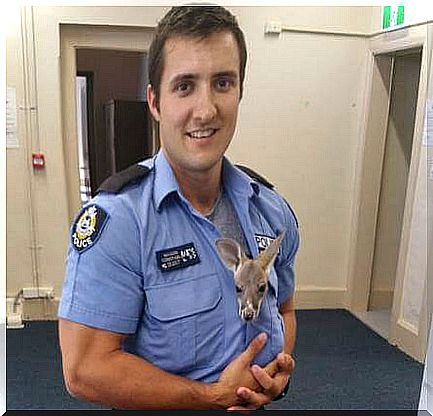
[180,156,224,175]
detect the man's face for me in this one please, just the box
[147,31,241,176]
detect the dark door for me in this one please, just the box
[104,99,153,175]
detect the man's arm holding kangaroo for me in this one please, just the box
[59,318,270,410]
[228,296,296,410]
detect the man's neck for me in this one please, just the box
[168,159,223,215]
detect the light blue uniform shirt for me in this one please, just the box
[58,150,299,383]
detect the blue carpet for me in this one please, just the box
[6,309,424,410]
[267,309,424,410]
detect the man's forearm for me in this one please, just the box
[280,302,296,354]
[67,350,227,410]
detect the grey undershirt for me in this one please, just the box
[205,188,251,257]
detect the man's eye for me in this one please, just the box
[175,82,192,93]
[216,78,232,90]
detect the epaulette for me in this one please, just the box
[97,164,150,194]
[236,164,299,228]
[235,164,274,190]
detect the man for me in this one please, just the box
[58,5,300,410]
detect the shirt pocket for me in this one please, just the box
[143,273,224,374]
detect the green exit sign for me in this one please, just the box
[383,5,405,29]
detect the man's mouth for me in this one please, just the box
[186,129,218,139]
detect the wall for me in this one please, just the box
[229,6,381,306]
[6,6,381,309]
[400,26,433,335]
[428,24,433,347]
[6,8,40,296]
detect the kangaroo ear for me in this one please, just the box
[258,231,285,273]
[216,238,243,272]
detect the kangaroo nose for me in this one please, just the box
[243,310,255,321]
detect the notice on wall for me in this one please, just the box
[6,86,18,148]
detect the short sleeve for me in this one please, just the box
[275,197,300,305]
[58,198,143,334]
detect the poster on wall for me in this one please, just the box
[6,86,19,148]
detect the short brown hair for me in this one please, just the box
[148,5,248,109]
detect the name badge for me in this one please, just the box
[156,243,200,273]
[255,234,276,254]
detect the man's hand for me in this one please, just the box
[227,352,295,411]
[212,332,268,408]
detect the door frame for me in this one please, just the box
[76,70,96,197]
[348,24,430,362]
[60,23,155,220]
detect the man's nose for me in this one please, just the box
[193,87,217,123]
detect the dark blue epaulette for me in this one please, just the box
[97,164,150,194]
[236,164,299,229]
[235,164,275,190]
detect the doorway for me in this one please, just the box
[75,48,156,201]
[360,50,422,340]
[60,24,156,218]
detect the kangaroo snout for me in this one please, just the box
[241,308,256,321]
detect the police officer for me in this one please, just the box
[58,5,300,410]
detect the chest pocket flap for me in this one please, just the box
[145,273,222,321]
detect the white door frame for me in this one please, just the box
[60,23,155,220]
[348,23,431,362]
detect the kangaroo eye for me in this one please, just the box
[235,285,242,293]
[258,284,266,293]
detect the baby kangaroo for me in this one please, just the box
[216,232,285,321]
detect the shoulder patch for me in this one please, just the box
[235,165,274,190]
[97,164,150,194]
[71,204,109,253]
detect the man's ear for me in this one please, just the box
[147,84,160,122]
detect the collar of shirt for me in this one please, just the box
[142,150,260,212]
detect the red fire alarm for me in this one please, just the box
[32,153,45,169]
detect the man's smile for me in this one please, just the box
[186,128,219,139]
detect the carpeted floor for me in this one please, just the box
[6,309,424,410]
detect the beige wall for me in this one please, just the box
[427,27,433,340]
[399,31,433,332]
[7,9,38,296]
[230,7,380,298]
[6,6,382,306]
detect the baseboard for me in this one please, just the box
[390,318,425,363]
[369,289,393,309]
[21,298,59,321]
[17,290,347,319]
[8,293,425,364]
[293,287,347,309]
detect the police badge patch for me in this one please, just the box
[71,204,109,253]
